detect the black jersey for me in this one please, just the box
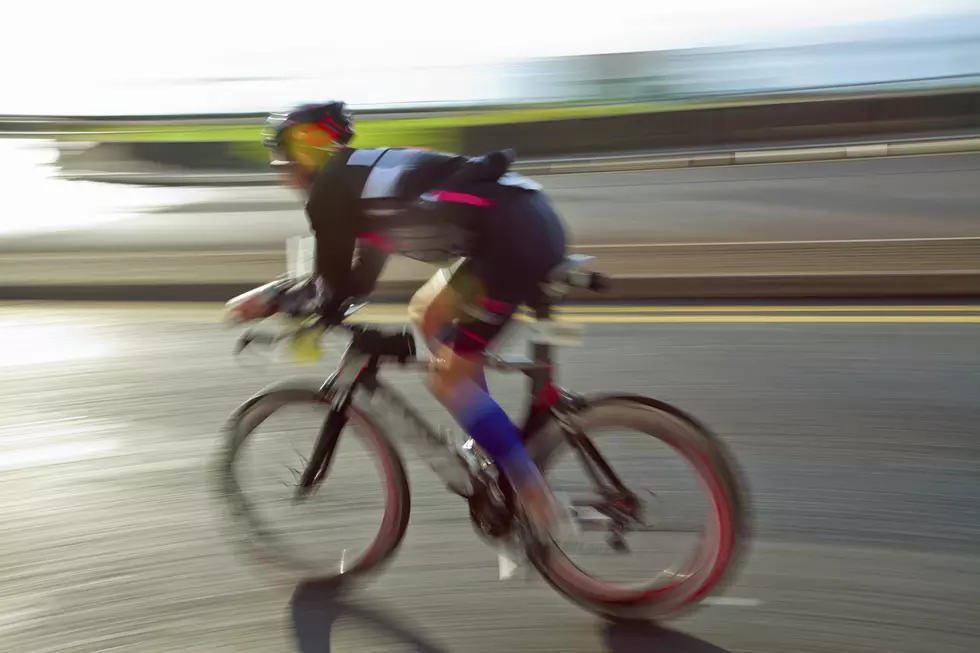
[305,146,506,301]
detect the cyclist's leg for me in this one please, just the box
[421,189,567,536]
[419,260,503,398]
[422,265,551,513]
[408,259,488,391]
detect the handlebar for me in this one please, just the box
[230,264,611,361]
[232,298,386,358]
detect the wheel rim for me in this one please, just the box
[219,391,405,581]
[535,399,740,613]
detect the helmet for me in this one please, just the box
[262,101,355,173]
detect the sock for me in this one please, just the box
[445,378,536,483]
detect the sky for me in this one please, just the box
[3,0,978,113]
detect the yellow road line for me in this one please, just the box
[527,315,980,324]
[546,305,980,313]
[323,313,980,324]
[4,302,980,313]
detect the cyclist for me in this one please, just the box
[235,101,568,538]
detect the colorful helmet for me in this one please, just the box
[262,101,355,172]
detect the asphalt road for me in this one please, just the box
[3,145,980,253]
[1,302,978,653]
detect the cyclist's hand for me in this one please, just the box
[227,292,278,323]
[225,277,296,324]
[241,297,274,321]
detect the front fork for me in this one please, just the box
[526,296,636,522]
[294,375,351,500]
[545,392,645,541]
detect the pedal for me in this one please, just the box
[495,543,531,582]
[460,437,493,471]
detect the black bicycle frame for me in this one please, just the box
[298,294,632,499]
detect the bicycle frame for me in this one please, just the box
[298,294,633,504]
[223,268,747,620]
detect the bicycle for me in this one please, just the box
[214,253,749,623]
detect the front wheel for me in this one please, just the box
[525,394,750,623]
[213,380,412,587]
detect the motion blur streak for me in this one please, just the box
[2,3,980,651]
[0,304,977,652]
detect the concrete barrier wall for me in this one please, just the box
[50,90,980,174]
[459,91,980,157]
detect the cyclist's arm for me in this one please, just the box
[306,161,360,306]
[349,241,388,297]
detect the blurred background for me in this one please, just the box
[1,2,979,652]
[3,0,980,112]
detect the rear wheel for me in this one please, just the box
[525,394,749,622]
[214,380,412,587]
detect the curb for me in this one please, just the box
[518,136,980,175]
[57,135,980,186]
[3,238,978,301]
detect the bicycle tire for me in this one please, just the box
[524,393,751,623]
[213,379,413,587]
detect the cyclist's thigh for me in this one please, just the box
[440,191,567,355]
[407,259,464,328]
[438,259,519,356]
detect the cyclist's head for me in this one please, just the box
[262,101,355,183]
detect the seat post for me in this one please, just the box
[528,290,553,397]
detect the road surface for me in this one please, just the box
[0,301,978,653]
[2,144,980,253]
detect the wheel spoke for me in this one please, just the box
[530,395,747,621]
[215,384,412,584]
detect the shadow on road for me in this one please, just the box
[289,579,451,653]
[601,622,733,653]
[289,578,730,653]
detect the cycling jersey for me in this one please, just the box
[305,146,539,302]
[305,145,566,356]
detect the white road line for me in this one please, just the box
[702,596,764,607]
[0,440,121,471]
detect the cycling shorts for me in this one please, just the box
[435,188,566,355]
